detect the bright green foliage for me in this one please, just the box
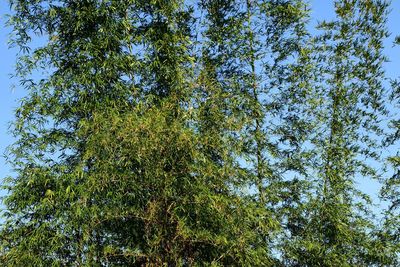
[282,0,394,266]
[0,0,399,266]
[0,0,276,265]
[380,156,400,266]
[198,1,317,264]
[380,38,400,265]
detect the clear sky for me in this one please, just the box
[0,1,399,211]
[0,2,24,183]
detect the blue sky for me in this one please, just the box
[0,3,23,182]
[0,1,399,211]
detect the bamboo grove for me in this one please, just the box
[0,0,399,266]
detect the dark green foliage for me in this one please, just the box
[0,0,399,266]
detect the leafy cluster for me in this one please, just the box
[0,0,399,266]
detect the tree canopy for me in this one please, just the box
[0,0,399,266]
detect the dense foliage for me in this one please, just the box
[0,0,399,266]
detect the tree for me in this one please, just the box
[198,0,312,264]
[379,37,400,267]
[283,0,393,266]
[1,0,399,266]
[0,0,273,265]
